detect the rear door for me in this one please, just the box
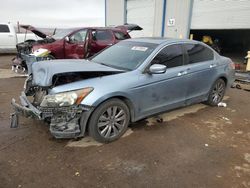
[89,29,115,56]
[182,43,217,104]
[64,29,87,59]
[134,44,189,118]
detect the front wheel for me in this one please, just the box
[206,78,226,106]
[45,55,55,60]
[88,99,130,143]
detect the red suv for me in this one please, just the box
[13,24,142,72]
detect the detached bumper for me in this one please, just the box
[11,92,41,119]
[11,92,93,139]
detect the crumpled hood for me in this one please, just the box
[20,25,50,39]
[31,59,123,87]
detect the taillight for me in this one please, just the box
[229,61,235,70]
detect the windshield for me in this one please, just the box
[91,41,157,70]
[52,28,76,40]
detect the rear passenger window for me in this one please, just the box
[94,30,113,41]
[151,44,183,68]
[114,31,129,40]
[0,24,10,33]
[184,44,214,64]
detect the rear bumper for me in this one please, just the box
[11,92,93,139]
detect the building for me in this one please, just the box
[105,0,250,60]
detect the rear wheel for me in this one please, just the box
[88,99,130,143]
[206,79,226,106]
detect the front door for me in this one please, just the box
[132,44,189,119]
[64,29,87,59]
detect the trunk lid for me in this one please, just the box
[115,24,143,32]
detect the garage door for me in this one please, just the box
[126,0,155,37]
[191,0,250,29]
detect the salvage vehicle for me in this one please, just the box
[0,23,17,53]
[0,23,40,53]
[12,24,142,72]
[11,38,235,143]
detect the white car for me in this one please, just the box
[0,23,17,53]
[0,23,42,53]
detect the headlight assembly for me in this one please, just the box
[40,87,93,107]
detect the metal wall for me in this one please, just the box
[106,0,192,38]
[191,0,250,29]
[163,0,193,38]
[125,0,164,37]
[105,0,125,26]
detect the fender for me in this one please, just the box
[90,91,136,122]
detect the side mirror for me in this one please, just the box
[148,64,167,74]
[65,36,70,42]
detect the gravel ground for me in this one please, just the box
[0,55,250,188]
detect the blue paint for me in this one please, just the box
[161,0,167,37]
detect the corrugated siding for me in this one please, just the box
[126,0,155,37]
[191,0,250,29]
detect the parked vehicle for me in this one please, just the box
[0,23,17,53]
[0,23,43,54]
[11,38,235,143]
[12,24,142,72]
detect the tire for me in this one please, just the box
[88,98,130,143]
[46,55,55,60]
[206,78,226,106]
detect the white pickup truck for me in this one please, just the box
[0,23,40,53]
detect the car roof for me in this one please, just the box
[73,27,126,32]
[125,37,199,45]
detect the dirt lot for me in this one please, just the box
[0,55,250,188]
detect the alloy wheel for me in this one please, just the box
[97,106,126,139]
[211,81,225,103]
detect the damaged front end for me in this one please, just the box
[10,59,123,138]
[10,75,94,139]
[12,25,55,73]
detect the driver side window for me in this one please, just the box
[69,30,87,43]
[152,44,183,68]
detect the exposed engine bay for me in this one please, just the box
[12,25,55,73]
[16,38,54,55]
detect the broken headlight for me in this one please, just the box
[40,88,93,107]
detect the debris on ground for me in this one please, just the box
[244,153,250,163]
[234,71,250,91]
[218,102,227,107]
[222,117,230,121]
[75,171,80,177]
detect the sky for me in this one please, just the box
[0,0,105,28]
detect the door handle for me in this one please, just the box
[209,64,216,68]
[79,45,84,47]
[182,70,188,75]
[177,70,188,76]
